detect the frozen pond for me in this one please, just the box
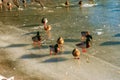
[0,0,120,67]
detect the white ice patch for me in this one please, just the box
[94,29,103,35]
[82,3,98,7]
[47,10,54,13]
[43,7,47,9]
[103,25,106,27]
[23,24,26,26]
[0,75,14,80]
[85,16,88,18]
[18,7,24,11]
[96,32,103,35]
[118,24,120,27]
[96,29,103,31]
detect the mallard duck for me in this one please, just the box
[49,44,60,55]
[57,37,64,52]
[41,17,48,24]
[57,37,64,44]
[44,25,51,32]
[22,0,27,8]
[72,48,80,59]
[32,31,42,47]
[0,0,2,10]
[65,0,70,6]
[41,18,50,31]
[78,0,82,7]
[7,2,12,11]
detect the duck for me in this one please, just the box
[22,0,27,8]
[72,48,80,59]
[7,2,12,11]
[65,0,70,6]
[41,17,48,26]
[44,25,52,39]
[78,0,82,7]
[32,31,42,48]
[57,37,64,45]
[57,37,64,52]
[41,18,49,30]
[41,17,50,30]
[44,25,51,32]
[0,0,2,10]
[49,44,60,55]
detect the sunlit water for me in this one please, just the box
[0,0,120,67]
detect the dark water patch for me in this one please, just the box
[5,44,29,48]
[64,38,80,42]
[41,45,49,49]
[100,41,120,46]
[42,57,67,63]
[29,45,48,50]
[112,9,120,12]
[20,54,49,59]
[23,31,43,36]
[28,47,40,50]
[113,33,120,37]
[63,51,72,55]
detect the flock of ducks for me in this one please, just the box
[31,0,95,59]
[41,18,65,55]
[0,0,94,59]
[32,17,93,59]
[0,0,95,11]
[0,0,44,11]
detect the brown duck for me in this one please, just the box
[72,48,80,59]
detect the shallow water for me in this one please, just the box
[0,0,120,67]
